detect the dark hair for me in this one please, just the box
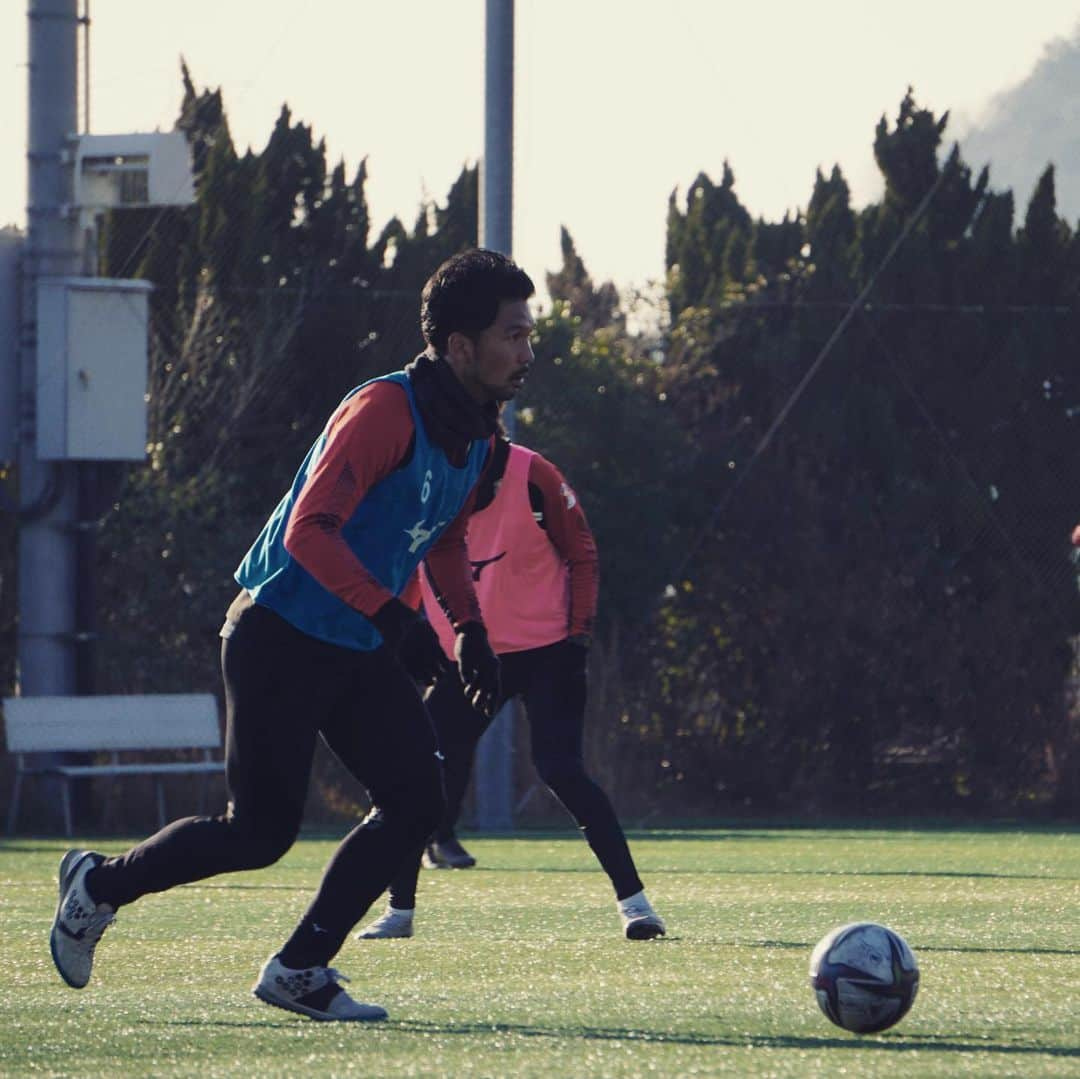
[421,248,535,354]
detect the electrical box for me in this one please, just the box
[0,228,21,463]
[36,277,153,461]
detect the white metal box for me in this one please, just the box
[75,131,195,211]
[36,277,153,460]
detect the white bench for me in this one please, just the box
[3,694,224,836]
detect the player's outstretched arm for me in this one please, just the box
[284,382,414,617]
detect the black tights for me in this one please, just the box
[388,639,643,908]
[88,602,445,968]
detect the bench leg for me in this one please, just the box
[61,779,73,838]
[6,772,23,835]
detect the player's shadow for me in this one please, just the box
[749,939,1079,958]
[486,830,781,843]
[0,841,77,854]
[488,865,1079,884]
[140,1016,1080,1056]
[389,1019,1080,1056]
[769,868,1080,882]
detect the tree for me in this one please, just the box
[546,226,623,334]
[515,303,692,635]
[654,91,1080,813]
[90,74,481,828]
[666,164,753,317]
[64,75,1080,828]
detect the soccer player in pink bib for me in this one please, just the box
[359,434,665,942]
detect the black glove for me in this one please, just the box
[454,622,501,718]
[371,598,450,688]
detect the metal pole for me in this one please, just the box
[81,0,90,135]
[18,0,81,702]
[480,0,513,257]
[481,0,516,443]
[473,0,515,832]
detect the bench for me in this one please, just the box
[3,694,224,836]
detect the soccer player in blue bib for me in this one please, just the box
[49,250,536,1022]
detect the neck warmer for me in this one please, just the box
[405,352,499,455]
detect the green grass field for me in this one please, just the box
[2,826,1079,1077]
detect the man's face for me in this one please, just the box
[451,299,535,404]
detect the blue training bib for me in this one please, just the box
[235,372,487,650]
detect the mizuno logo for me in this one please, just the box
[404,518,447,554]
[470,551,507,581]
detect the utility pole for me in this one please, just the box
[473,0,515,831]
[19,0,81,700]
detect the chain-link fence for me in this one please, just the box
[4,69,1079,833]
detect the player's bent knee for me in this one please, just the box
[535,759,613,825]
[223,814,298,870]
[243,831,296,870]
[533,755,588,793]
[368,771,445,842]
[404,781,446,840]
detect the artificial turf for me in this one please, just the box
[2,825,1078,1077]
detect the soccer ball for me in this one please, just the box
[809,922,919,1034]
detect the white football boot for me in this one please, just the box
[618,890,666,940]
[355,906,415,939]
[253,956,388,1021]
[50,849,115,988]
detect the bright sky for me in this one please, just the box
[3,1,1078,298]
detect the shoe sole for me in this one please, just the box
[356,929,413,939]
[50,849,96,989]
[253,986,387,1022]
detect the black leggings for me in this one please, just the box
[388,639,643,908]
[88,601,445,968]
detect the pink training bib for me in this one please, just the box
[422,445,570,656]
